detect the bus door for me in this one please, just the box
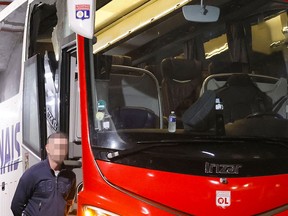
[25,0,82,172]
[21,1,58,170]
[22,54,47,166]
[60,35,83,182]
[23,2,82,213]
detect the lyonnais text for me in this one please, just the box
[0,122,21,174]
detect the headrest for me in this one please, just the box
[161,58,202,81]
[226,74,255,87]
[112,55,132,66]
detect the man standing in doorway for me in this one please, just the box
[11,132,76,216]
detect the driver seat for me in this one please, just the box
[216,73,273,123]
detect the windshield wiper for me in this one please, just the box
[107,142,178,160]
[106,136,288,160]
[106,137,239,160]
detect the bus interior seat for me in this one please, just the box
[108,65,162,128]
[160,58,202,119]
[215,73,273,123]
[200,61,249,94]
[111,106,157,129]
[200,73,287,104]
[200,74,226,95]
[257,77,287,104]
[183,74,275,131]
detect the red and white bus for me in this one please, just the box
[1,0,288,215]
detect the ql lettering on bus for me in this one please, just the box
[75,4,90,20]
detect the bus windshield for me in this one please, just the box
[88,0,288,154]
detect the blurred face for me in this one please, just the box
[46,135,68,164]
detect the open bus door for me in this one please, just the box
[22,54,47,162]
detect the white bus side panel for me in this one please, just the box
[0,94,23,216]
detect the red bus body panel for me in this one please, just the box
[76,35,288,216]
[77,159,288,215]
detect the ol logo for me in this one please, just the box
[75,4,90,20]
[216,191,231,208]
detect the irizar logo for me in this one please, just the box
[205,162,242,174]
[75,4,90,20]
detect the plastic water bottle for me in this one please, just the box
[215,97,225,135]
[168,111,176,132]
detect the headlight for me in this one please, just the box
[83,205,119,216]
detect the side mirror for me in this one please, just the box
[182,5,220,22]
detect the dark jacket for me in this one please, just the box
[11,159,76,216]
